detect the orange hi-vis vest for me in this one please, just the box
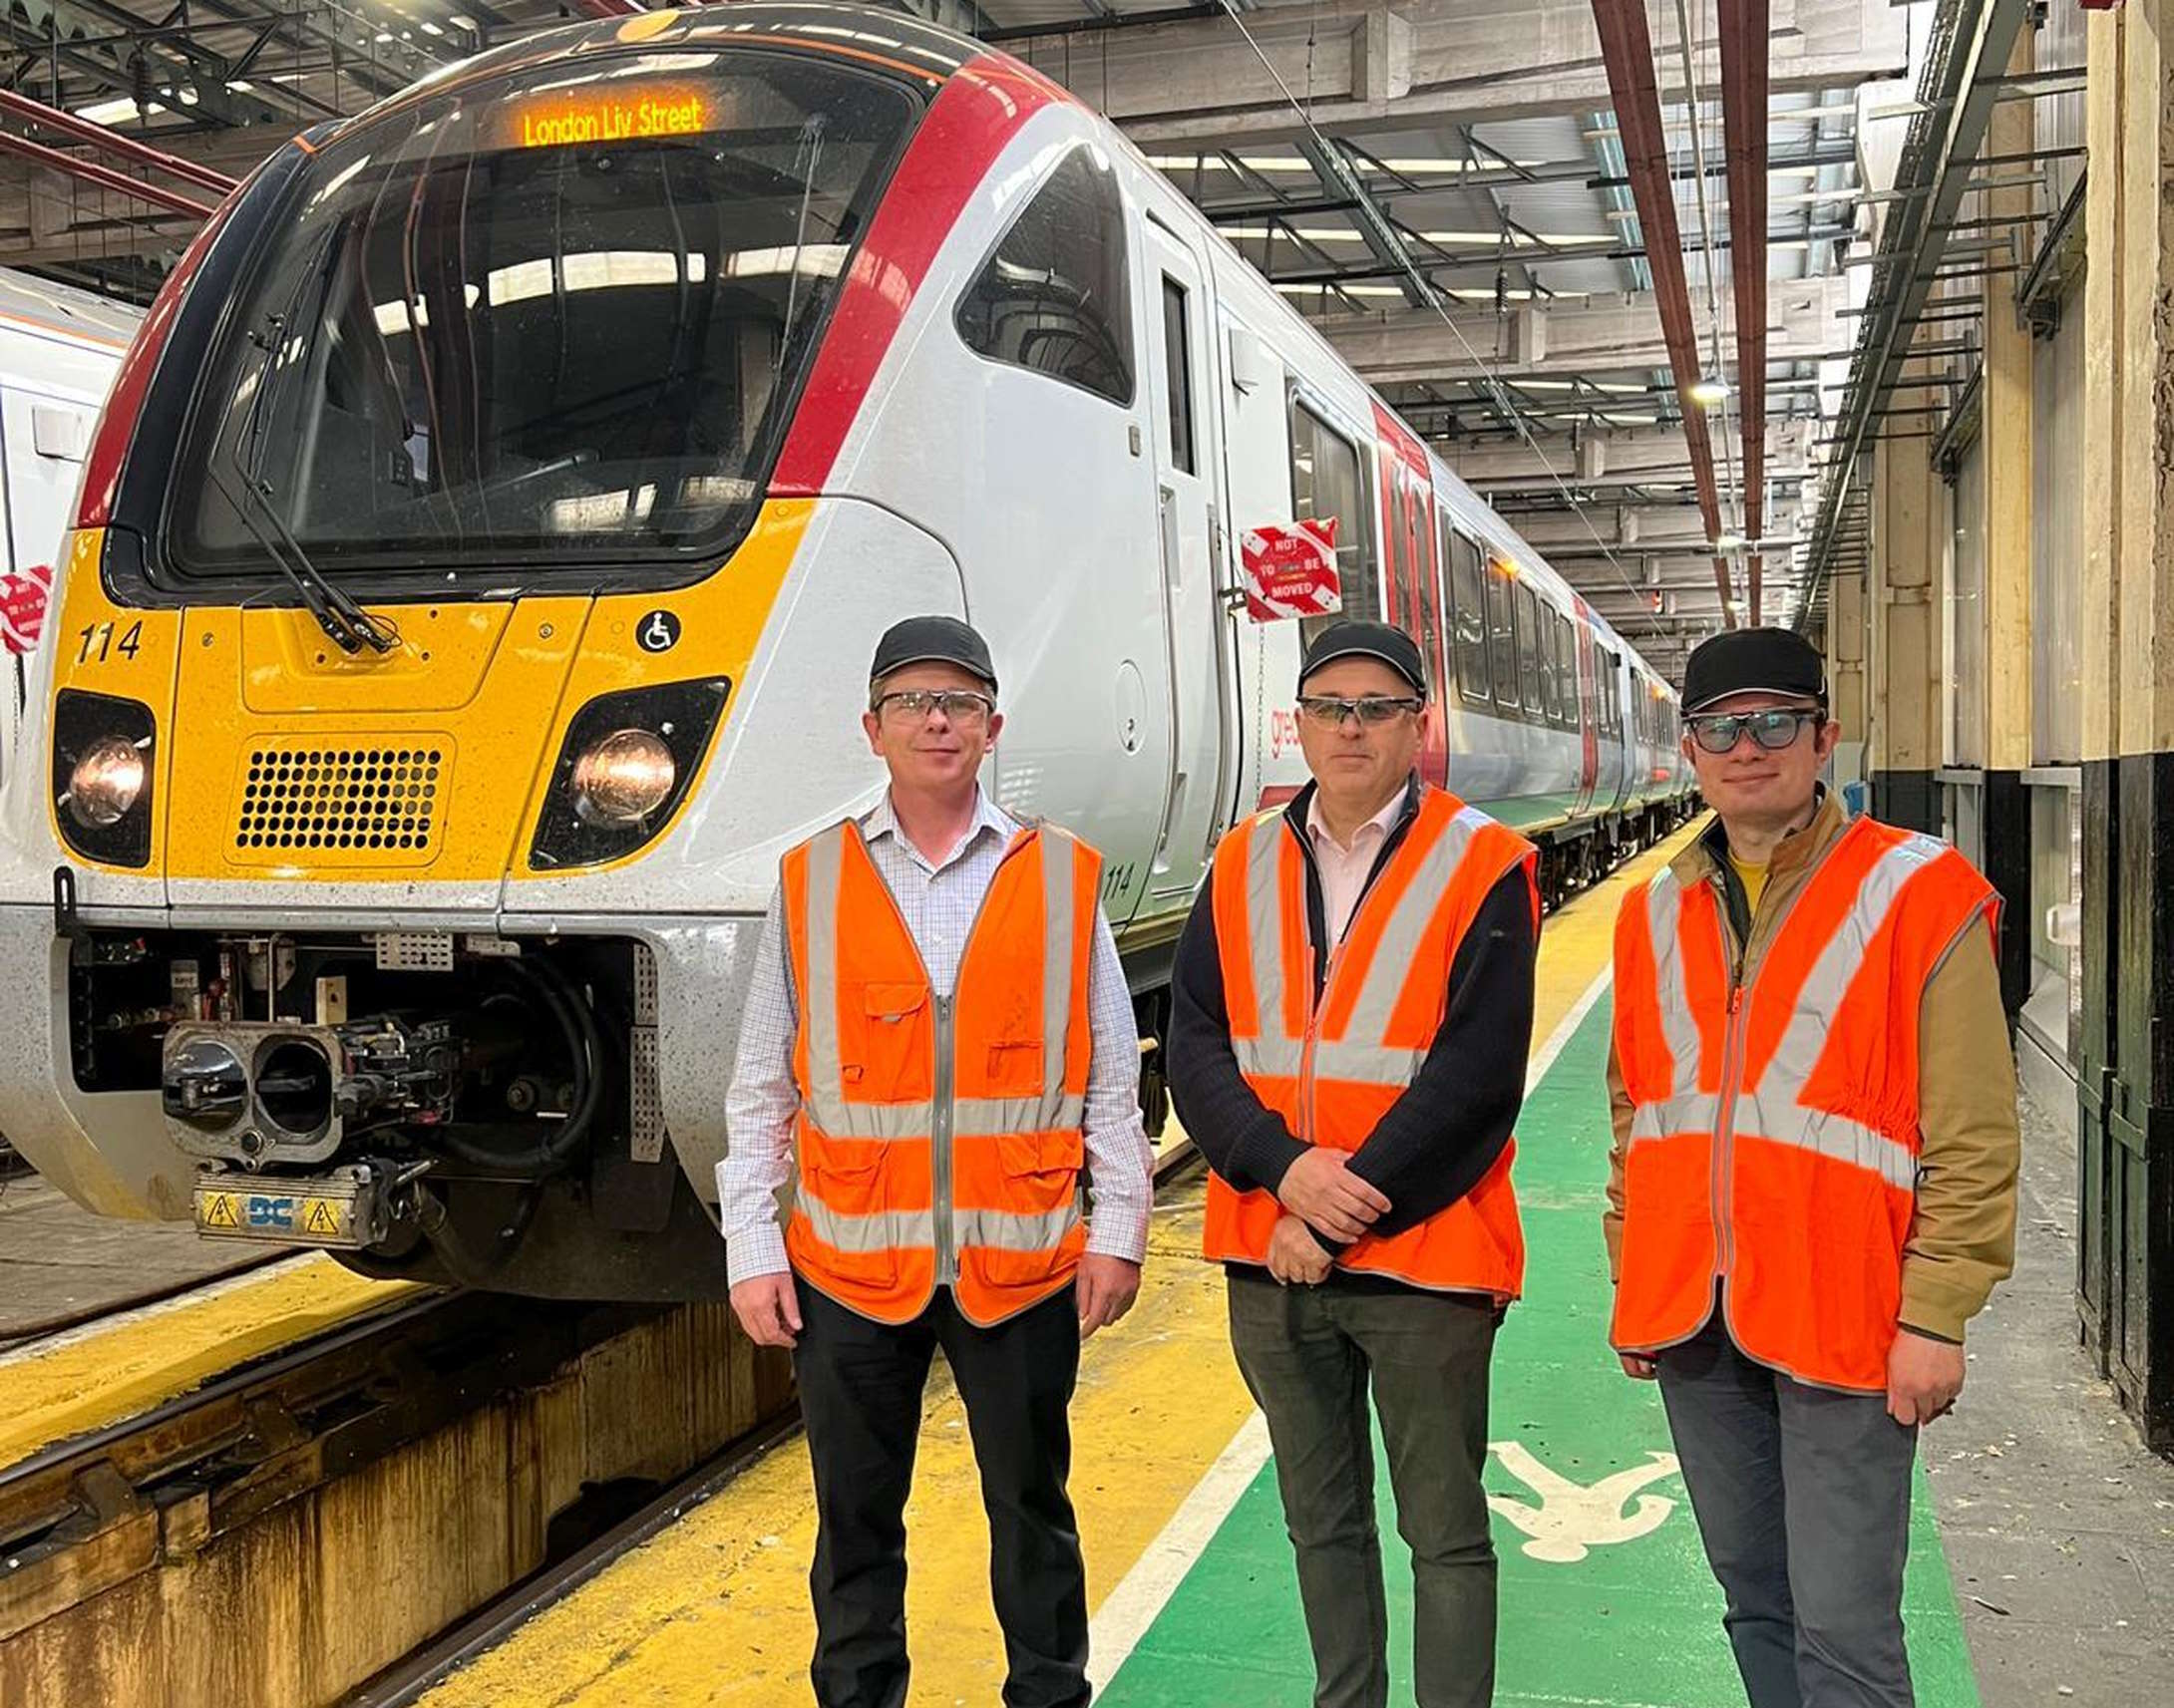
[1611,816,1999,1391]
[1203,786,1537,1295]
[780,818,1102,1327]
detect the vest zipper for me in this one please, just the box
[933,992,956,1286]
[1298,938,1347,1146]
[1703,847,1813,1302]
[1711,977,1746,1280]
[856,825,1033,1298]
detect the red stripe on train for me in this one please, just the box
[771,57,1061,496]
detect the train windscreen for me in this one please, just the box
[165,51,918,578]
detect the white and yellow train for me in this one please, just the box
[0,4,1692,1298]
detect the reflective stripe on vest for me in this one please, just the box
[1612,818,1998,1390]
[784,818,1098,1326]
[1206,787,1535,1296]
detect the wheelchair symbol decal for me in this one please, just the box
[637,610,681,653]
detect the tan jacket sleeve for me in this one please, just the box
[1603,1034,1634,1284]
[1898,922,2021,1342]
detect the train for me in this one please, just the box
[0,3,1694,1300]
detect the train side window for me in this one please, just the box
[1539,606,1562,725]
[1546,610,1566,727]
[1447,529,1491,703]
[1600,646,1619,737]
[1516,583,1544,719]
[1411,491,1444,699]
[1290,398,1376,645]
[1554,611,1577,727]
[956,146,1135,406]
[1380,465,1409,628]
[1533,601,1557,723]
[1486,563,1519,709]
[1160,276,1197,475]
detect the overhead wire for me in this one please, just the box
[1207,0,1658,619]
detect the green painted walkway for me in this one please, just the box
[1101,998,1980,1708]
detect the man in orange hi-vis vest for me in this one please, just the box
[718,615,1154,1708]
[1607,626,2021,1708]
[1169,620,1541,1708]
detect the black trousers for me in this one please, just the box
[793,1277,1089,1708]
[1227,1272,1502,1708]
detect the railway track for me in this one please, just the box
[0,1250,293,1355]
[0,1282,794,1708]
[357,1139,1207,1702]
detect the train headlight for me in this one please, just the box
[530,677,731,870]
[52,690,156,867]
[66,737,147,828]
[572,729,676,825]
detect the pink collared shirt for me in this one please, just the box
[1306,789,1407,943]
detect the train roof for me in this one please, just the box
[0,268,144,355]
[296,1,1682,699]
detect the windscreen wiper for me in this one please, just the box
[215,237,401,656]
[215,449,402,656]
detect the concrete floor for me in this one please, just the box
[0,1171,262,1340]
[1930,1077,2174,1699]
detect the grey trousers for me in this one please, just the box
[1227,1271,1501,1708]
[1657,1317,1922,1708]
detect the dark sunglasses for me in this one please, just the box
[1297,695,1425,727]
[1685,708,1824,755]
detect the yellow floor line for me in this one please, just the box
[0,1252,423,1470]
[417,820,1706,1708]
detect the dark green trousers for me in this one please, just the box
[1227,1270,1502,1708]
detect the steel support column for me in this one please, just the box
[2075,0,2174,1454]
[1870,426,1943,835]
[1719,0,1769,623]
[1590,0,1733,623]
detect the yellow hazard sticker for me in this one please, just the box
[300,1197,347,1238]
[198,1191,241,1230]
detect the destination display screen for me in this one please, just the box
[509,87,711,149]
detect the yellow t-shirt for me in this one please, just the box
[1729,850,1769,917]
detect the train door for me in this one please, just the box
[1571,604,1600,819]
[1140,216,1229,913]
[1401,472,1448,787]
[0,391,94,778]
[1370,408,1446,786]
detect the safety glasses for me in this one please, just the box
[1685,708,1823,755]
[874,689,995,727]
[1297,695,1425,728]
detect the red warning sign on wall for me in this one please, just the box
[1241,518,1341,623]
[0,562,51,654]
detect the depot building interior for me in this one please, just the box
[0,2,2169,1705]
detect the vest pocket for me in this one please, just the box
[996,1129,1084,1212]
[984,1040,1045,1089]
[846,981,929,1101]
[802,1144,888,1218]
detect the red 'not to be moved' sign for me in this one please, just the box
[0,562,51,654]
[1240,518,1342,623]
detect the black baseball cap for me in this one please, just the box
[1296,620,1428,698]
[869,614,997,695]
[1680,627,1827,714]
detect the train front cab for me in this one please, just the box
[0,16,1000,1298]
